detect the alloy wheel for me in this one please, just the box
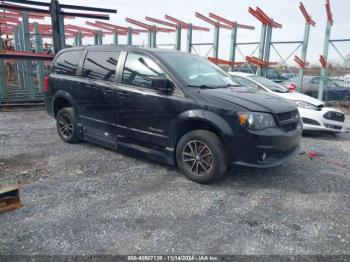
[182,140,213,176]
[57,112,73,139]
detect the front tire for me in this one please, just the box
[176,130,227,184]
[56,107,80,143]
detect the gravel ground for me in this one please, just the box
[0,110,350,255]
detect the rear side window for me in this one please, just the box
[267,69,279,79]
[310,77,320,84]
[52,50,82,76]
[82,51,120,82]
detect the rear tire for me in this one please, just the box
[56,107,80,143]
[176,130,227,184]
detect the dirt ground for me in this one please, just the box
[0,110,350,255]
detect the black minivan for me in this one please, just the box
[45,45,302,184]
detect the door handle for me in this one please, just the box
[118,91,129,98]
[103,88,113,94]
[85,84,98,90]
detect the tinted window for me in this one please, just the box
[310,77,320,84]
[52,50,82,76]
[122,53,165,89]
[250,75,288,93]
[82,51,119,82]
[266,69,280,79]
[233,76,260,90]
[324,79,339,88]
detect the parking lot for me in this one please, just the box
[0,109,350,255]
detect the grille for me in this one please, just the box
[277,110,299,132]
[302,117,321,126]
[277,111,295,121]
[323,111,345,122]
[324,123,343,130]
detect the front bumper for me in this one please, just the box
[299,107,345,132]
[231,126,302,168]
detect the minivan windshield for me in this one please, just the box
[250,75,288,93]
[157,52,236,88]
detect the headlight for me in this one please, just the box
[295,101,319,110]
[237,112,276,130]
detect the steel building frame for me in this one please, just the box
[0,0,116,102]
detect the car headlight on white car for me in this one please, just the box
[237,112,276,130]
[295,101,319,111]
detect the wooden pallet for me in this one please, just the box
[0,184,22,214]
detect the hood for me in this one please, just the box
[198,87,297,113]
[277,92,324,106]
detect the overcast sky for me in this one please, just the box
[57,0,350,65]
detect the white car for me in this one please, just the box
[229,72,346,132]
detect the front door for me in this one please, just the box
[79,51,120,148]
[116,52,173,148]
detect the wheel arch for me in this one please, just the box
[52,91,77,118]
[170,110,233,148]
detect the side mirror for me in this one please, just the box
[151,77,174,94]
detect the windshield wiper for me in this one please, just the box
[272,89,288,93]
[187,84,235,89]
[187,84,217,89]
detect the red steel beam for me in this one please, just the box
[294,55,306,68]
[95,21,127,30]
[256,7,282,28]
[249,7,282,28]
[246,56,266,67]
[319,55,327,68]
[0,17,18,23]
[208,12,235,27]
[0,14,45,20]
[0,23,17,28]
[195,12,218,27]
[271,21,282,28]
[2,10,70,20]
[299,3,316,26]
[66,24,99,33]
[5,10,48,18]
[195,12,231,29]
[145,17,177,28]
[29,23,51,28]
[208,12,255,30]
[249,7,268,25]
[325,0,333,24]
[125,17,152,30]
[207,57,246,66]
[85,21,128,35]
[191,25,210,31]
[245,56,278,67]
[86,21,116,32]
[65,25,116,36]
[255,7,273,24]
[0,25,15,28]
[208,57,232,66]
[163,15,209,31]
[0,50,54,60]
[94,21,146,34]
[125,17,175,32]
[155,27,175,33]
[65,29,95,37]
[164,15,188,27]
